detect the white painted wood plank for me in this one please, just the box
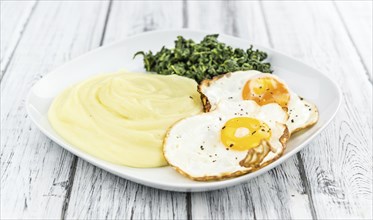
[64,1,188,219]
[187,1,313,219]
[335,1,372,79]
[261,1,372,219]
[0,0,37,78]
[66,161,188,219]
[103,0,184,43]
[0,1,109,219]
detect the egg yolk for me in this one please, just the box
[242,77,290,108]
[221,117,272,151]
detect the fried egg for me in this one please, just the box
[198,70,318,134]
[163,100,289,181]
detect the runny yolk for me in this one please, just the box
[221,117,272,151]
[242,77,290,108]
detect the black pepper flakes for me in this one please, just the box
[252,131,257,135]
[291,119,294,123]
[212,160,216,163]
[200,145,204,150]
[189,96,193,99]
[229,144,234,147]
[222,126,226,129]
[228,97,233,99]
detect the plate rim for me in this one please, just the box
[26,29,342,192]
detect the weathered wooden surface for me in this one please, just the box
[0,0,37,79]
[261,2,372,219]
[1,1,372,219]
[334,1,372,80]
[1,1,109,219]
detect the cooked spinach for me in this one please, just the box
[134,34,272,83]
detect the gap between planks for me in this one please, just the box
[183,2,192,219]
[182,0,188,29]
[59,1,113,219]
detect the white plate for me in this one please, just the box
[27,29,342,192]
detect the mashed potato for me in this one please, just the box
[48,71,203,167]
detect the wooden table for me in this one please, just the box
[1,1,372,219]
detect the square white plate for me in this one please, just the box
[27,29,341,192]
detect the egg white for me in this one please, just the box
[199,70,318,134]
[163,100,289,181]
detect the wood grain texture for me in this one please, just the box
[334,0,372,80]
[65,160,188,219]
[0,1,109,219]
[261,1,372,219]
[187,1,313,219]
[64,1,188,219]
[0,0,37,79]
[103,0,184,43]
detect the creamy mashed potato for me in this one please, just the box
[48,71,203,167]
